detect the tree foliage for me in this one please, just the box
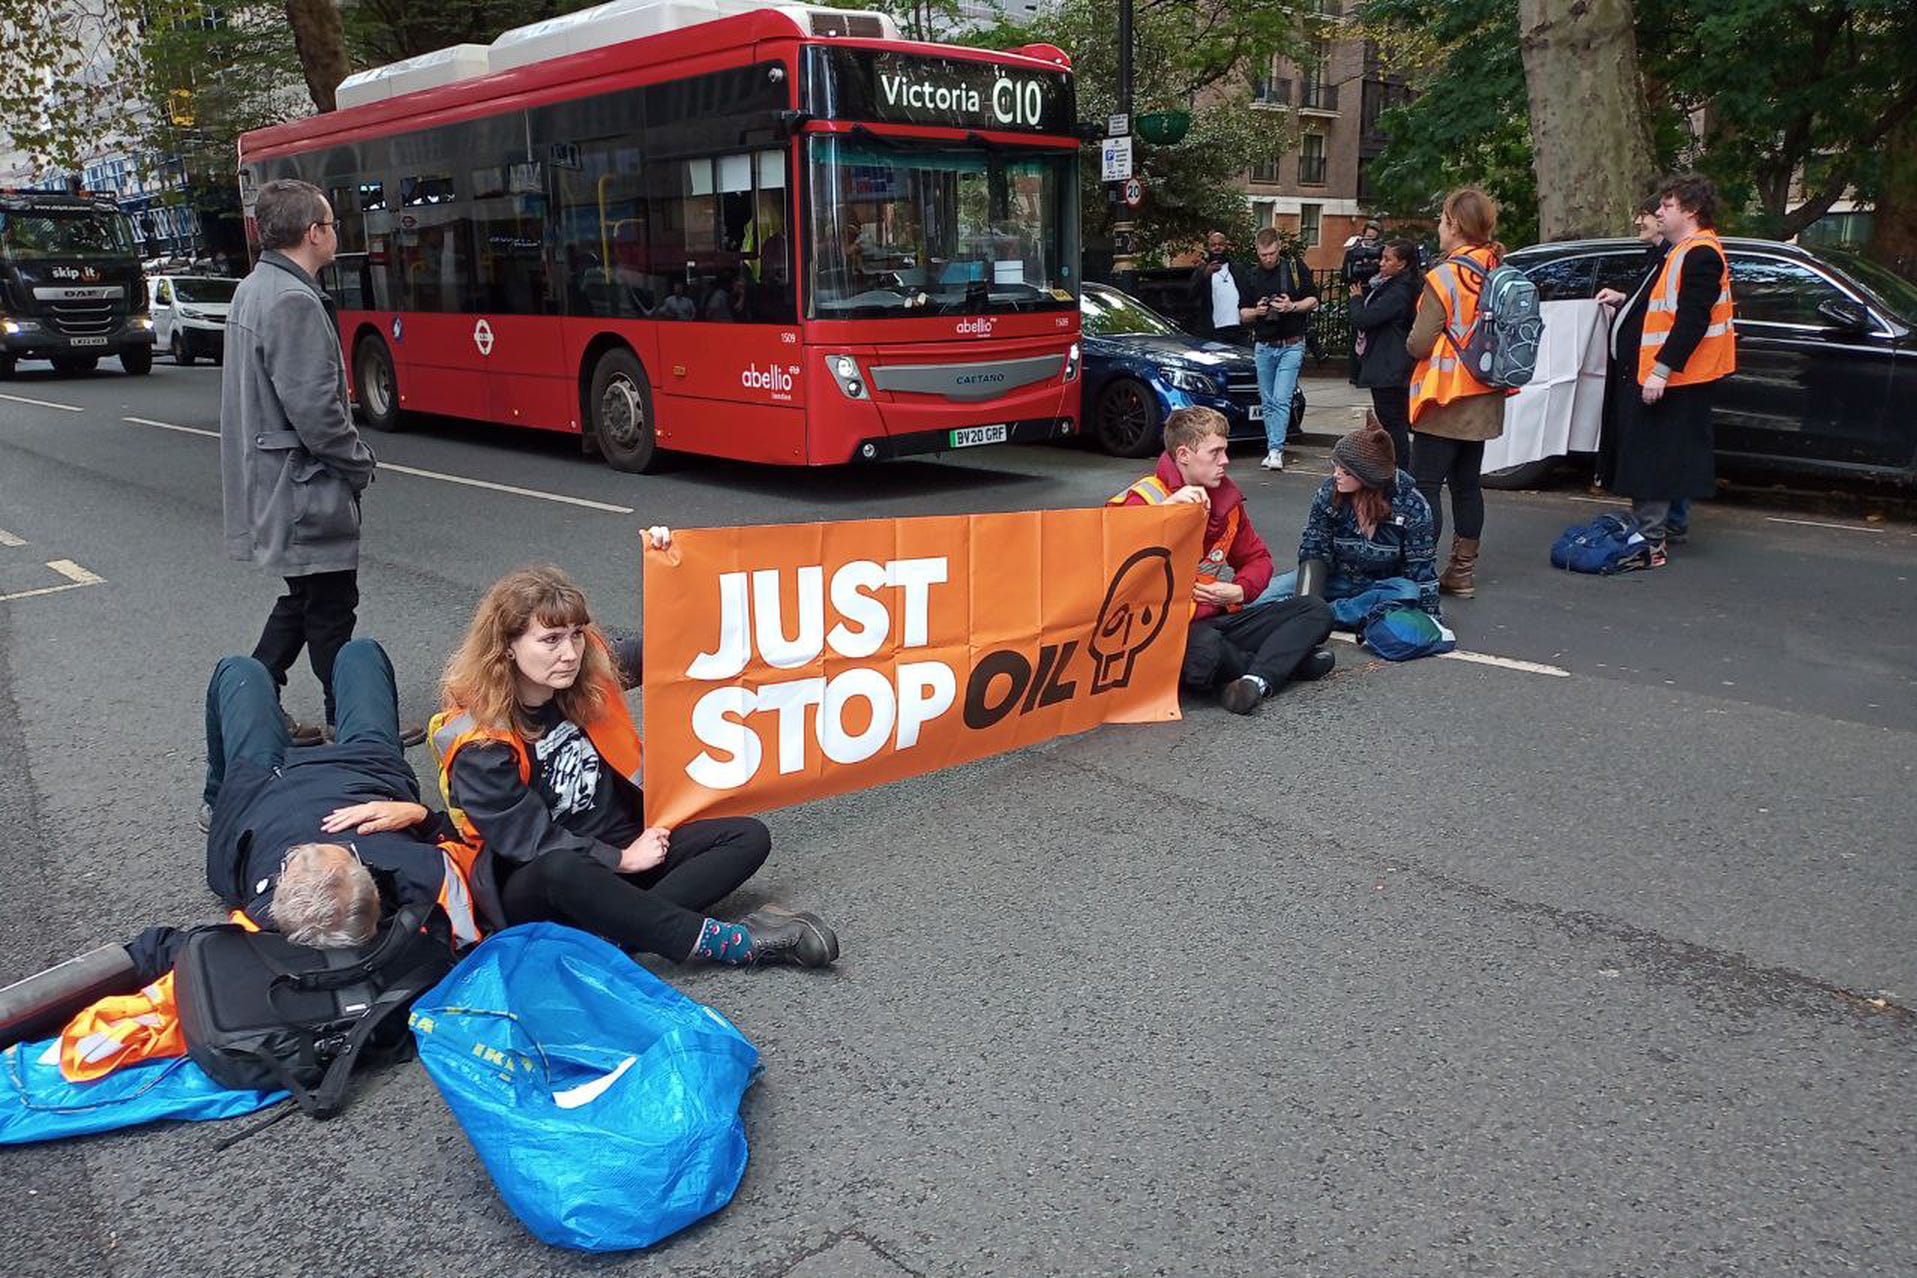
[956,0,1316,263]
[1363,0,1917,251]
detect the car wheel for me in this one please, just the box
[1093,378,1163,458]
[589,346,664,473]
[171,329,194,366]
[0,355,14,380]
[50,356,97,374]
[1481,456,1561,490]
[353,335,404,432]
[121,345,152,376]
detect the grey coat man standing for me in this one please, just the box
[220,178,375,736]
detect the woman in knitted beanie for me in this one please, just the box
[1255,417,1443,622]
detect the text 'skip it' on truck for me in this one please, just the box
[0,189,156,380]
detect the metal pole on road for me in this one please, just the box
[1110,0,1136,291]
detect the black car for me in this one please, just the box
[1505,237,1917,486]
[1078,281,1301,457]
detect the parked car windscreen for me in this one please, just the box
[172,277,239,305]
[1819,250,1917,325]
[1082,285,1181,337]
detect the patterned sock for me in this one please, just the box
[692,918,754,964]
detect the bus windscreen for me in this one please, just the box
[807,138,1076,320]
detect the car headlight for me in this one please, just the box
[176,305,202,320]
[1064,341,1080,382]
[826,353,867,400]
[1166,367,1218,395]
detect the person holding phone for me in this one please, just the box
[1186,230,1249,345]
[1237,227,1319,472]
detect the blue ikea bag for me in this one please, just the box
[409,923,760,1252]
[1361,606,1458,661]
[0,1038,285,1145]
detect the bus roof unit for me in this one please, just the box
[335,0,905,109]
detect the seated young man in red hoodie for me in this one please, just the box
[1110,406,1335,714]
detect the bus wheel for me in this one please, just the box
[589,347,662,473]
[1093,378,1163,458]
[354,335,404,432]
[122,345,153,376]
[51,355,98,375]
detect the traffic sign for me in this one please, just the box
[1122,176,1144,208]
[1100,136,1133,183]
[1107,112,1130,137]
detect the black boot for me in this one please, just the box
[731,907,840,968]
[1293,646,1335,681]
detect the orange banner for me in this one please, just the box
[641,505,1203,825]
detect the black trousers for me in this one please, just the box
[251,569,359,725]
[1410,435,1486,542]
[1369,386,1412,475]
[498,816,772,961]
[1182,597,1333,692]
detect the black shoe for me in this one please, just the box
[1293,646,1335,682]
[197,801,213,834]
[400,720,427,748]
[1219,675,1265,715]
[736,907,839,968]
[1665,523,1689,544]
[283,712,323,747]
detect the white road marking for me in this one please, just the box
[0,559,105,603]
[47,559,103,585]
[375,461,635,514]
[1328,630,1571,678]
[1568,494,1629,506]
[0,528,24,547]
[1765,516,1884,534]
[121,416,636,514]
[125,415,214,438]
[1,392,85,412]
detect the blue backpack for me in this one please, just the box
[1551,513,1648,574]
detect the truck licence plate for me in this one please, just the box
[68,337,108,348]
[949,424,1009,448]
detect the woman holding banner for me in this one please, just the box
[433,558,839,968]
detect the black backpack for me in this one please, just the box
[173,905,454,1119]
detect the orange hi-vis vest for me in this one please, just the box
[1109,475,1243,611]
[1638,229,1736,386]
[1409,244,1502,425]
[431,669,645,853]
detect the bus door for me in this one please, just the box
[472,152,567,431]
[648,149,805,463]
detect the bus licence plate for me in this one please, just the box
[950,424,1009,448]
[68,337,109,348]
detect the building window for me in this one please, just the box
[1300,42,1337,111]
[1249,198,1279,229]
[1298,134,1327,186]
[1253,56,1290,106]
[1299,202,1322,248]
[1250,145,1282,185]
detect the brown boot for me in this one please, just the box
[1439,536,1479,597]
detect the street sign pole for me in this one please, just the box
[1110,0,1136,290]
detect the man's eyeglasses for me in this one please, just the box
[312,220,336,231]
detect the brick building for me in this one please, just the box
[1235,14,1412,272]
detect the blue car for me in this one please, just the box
[1078,281,1303,458]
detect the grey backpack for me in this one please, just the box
[1442,255,1543,389]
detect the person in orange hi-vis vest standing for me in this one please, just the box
[1406,187,1511,600]
[1110,406,1334,716]
[434,560,838,970]
[1607,173,1737,567]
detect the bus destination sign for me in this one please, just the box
[803,48,1073,136]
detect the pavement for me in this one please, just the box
[2,358,1915,1277]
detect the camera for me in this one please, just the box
[1342,239,1385,286]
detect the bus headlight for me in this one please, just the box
[1064,342,1081,382]
[827,354,868,400]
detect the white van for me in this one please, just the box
[148,274,238,365]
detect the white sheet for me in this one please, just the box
[1483,299,1612,473]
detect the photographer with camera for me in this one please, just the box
[1186,230,1250,345]
[1340,220,1385,288]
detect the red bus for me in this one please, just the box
[236,1,1083,470]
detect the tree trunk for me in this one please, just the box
[1867,121,1917,281]
[284,0,348,114]
[1517,0,1657,241]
